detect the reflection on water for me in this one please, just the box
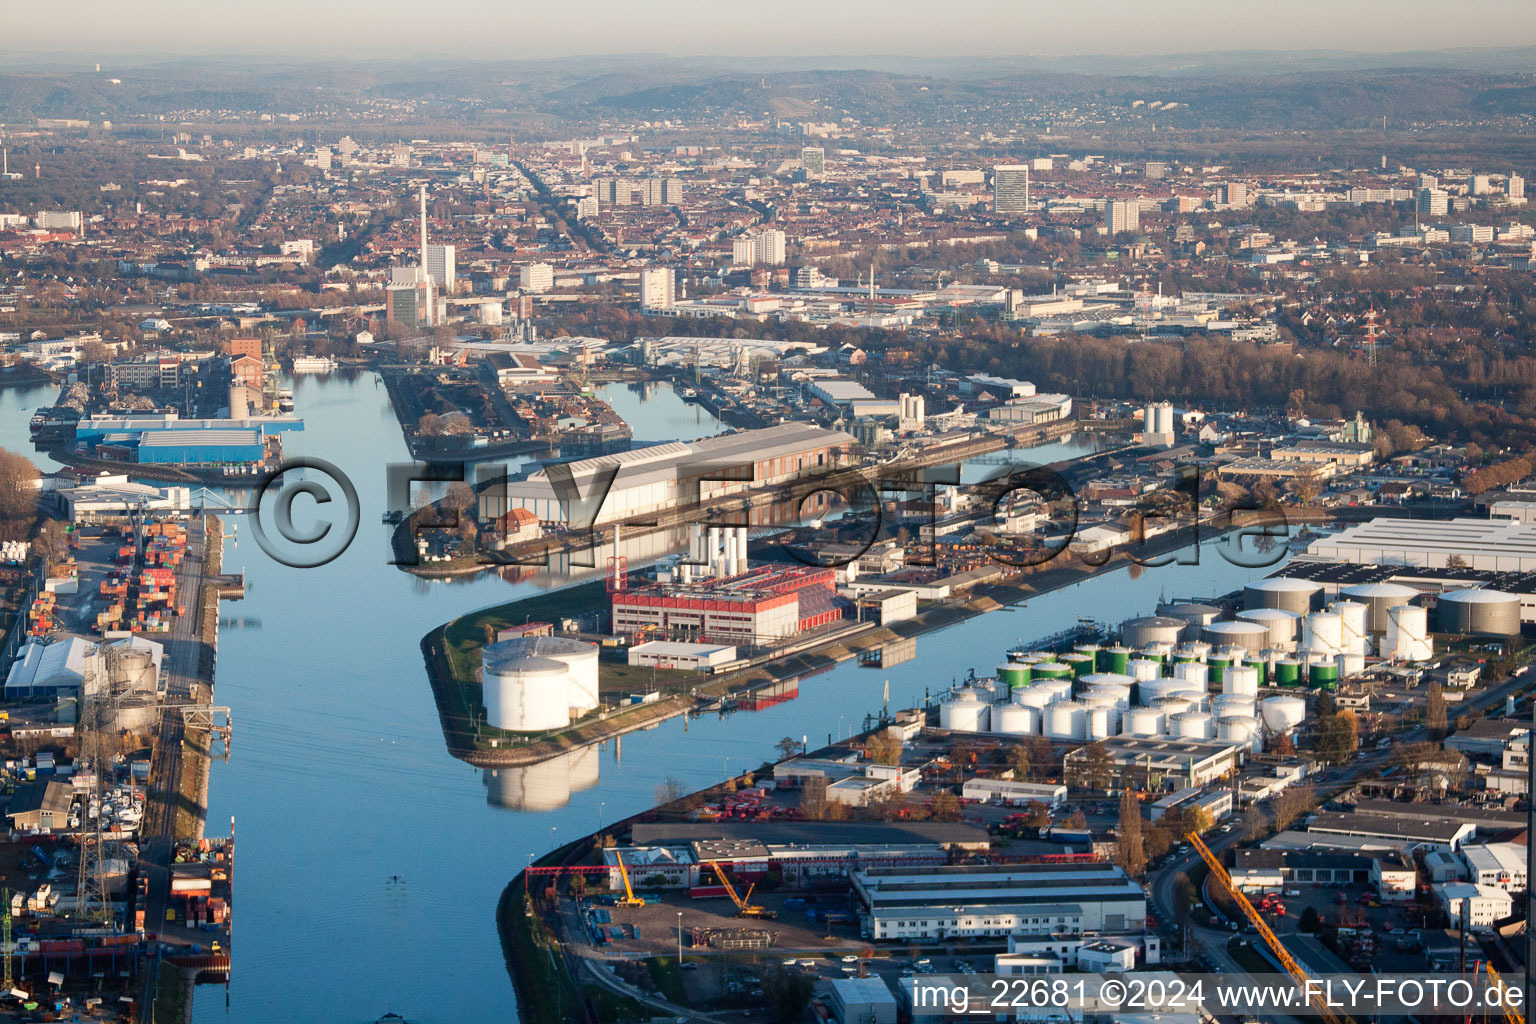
[483,744,603,812]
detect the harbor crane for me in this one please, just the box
[1185,832,1357,1024]
[703,860,775,920]
[612,853,647,908]
[1486,963,1525,1024]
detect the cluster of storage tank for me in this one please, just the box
[480,637,601,732]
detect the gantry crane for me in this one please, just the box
[1186,833,1356,1024]
[1486,963,1525,1024]
[703,860,775,920]
[612,853,647,908]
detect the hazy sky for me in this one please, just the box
[10,0,1536,58]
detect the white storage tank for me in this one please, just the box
[992,703,1039,736]
[1174,661,1209,687]
[1129,659,1163,683]
[940,688,990,732]
[1171,711,1213,740]
[1261,695,1307,735]
[1137,676,1186,704]
[1212,694,1257,719]
[1015,685,1057,710]
[481,648,573,733]
[1245,577,1322,615]
[1236,607,1300,648]
[1035,678,1074,702]
[1301,612,1345,657]
[1201,619,1269,652]
[1086,705,1113,741]
[1341,582,1420,632]
[1437,589,1522,637]
[1221,665,1260,698]
[1152,696,1193,718]
[1121,616,1186,648]
[1330,601,1370,656]
[1084,685,1131,710]
[1172,690,1209,711]
[1124,707,1165,736]
[1219,715,1262,753]
[485,636,601,715]
[1383,605,1433,661]
[1336,652,1366,678]
[1081,672,1135,690]
[1045,700,1086,741]
[1159,601,1223,637]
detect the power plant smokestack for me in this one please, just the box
[419,185,428,269]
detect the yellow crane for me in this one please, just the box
[1486,963,1525,1024]
[1185,832,1356,1024]
[613,852,647,908]
[704,860,776,919]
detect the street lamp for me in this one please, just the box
[550,825,557,852]
[676,911,683,964]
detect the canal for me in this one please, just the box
[0,374,1286,1023]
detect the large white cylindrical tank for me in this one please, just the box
[1236,607,1300,649]
[485,636,600,715]
[1124,707,1165,736]
[1045,700,1085,741]
[1330,601,1370,656]
[1245,577,1322,615]
[1081,672,1135,690]
[1219,715,1262,753]
[940,689,989,732]
[1301,612,1345,657]
[1213,695,1257,719]
[1384,605,1433,661]
[1437,589,1522,637]
[1222,665,1260,697]
[1173,690,1210,712]
[1261,695,1307,734]
[1152,696,1193,718]
[482,641,576,732]
[1086,705,1112,741]
[993,703,1038,735]
[1084,685,1131,710]
[1341,582,1420,632]
[1129,659,1163,683]
[1171,711,1213,740]
[1336,652,1366,678]
[1121,616,1186,648]
[1137,676,1186,705]
[1174,661,1209,687]
[1202,619,1269,653]
[1035,678,1074,702]
[1016,685,1057,710]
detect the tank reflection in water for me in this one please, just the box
[482,744,603,812]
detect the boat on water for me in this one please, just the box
[291,355,337,373]
[277,389,295,413]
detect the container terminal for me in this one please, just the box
[505,541,1536,1022]
[0,475,239,1020]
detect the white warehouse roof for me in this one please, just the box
[1310,517,1536,572]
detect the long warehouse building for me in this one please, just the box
[1309,517,1536,573]
[478,422,854,526]
[851,861,1146,941]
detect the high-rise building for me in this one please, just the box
[638,267,675,310]
[386,267,433,330]
[1145,161,1169,180]
[1104,199,1139,235]
[992,165,1031,215]
[1468,174,1491,196]
[734,229,786,268]
[661,177,685,204]
[34,210,83,232]
[519,264,554,293]
[1417,188,1449,216]
[1220,182,1250,207]
[801,147,825,177]
[1509,173,1525,200]
[424,244,456,292]
[1419,173,1439,190]
[229,337,262,362]
[732,237,756,267]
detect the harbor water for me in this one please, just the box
[0,374,1285,1023]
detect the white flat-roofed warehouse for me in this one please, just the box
[627,640,737,670]
[960,779,1067,808]
[851,861,1146,941]
[1309,517,1536,572]
[478,423,852,526]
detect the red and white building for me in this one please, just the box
[612,565,843,644]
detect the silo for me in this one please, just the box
[1222,665,1260,698]
[1202,619,1269,654]
[1437,589,1522,637]
[1062,652,1096,678]
[1121,616,1186,648]
[1171,711,1213,740]
[940,689,989,732]
[1336,652,1365,678]
[1124,707,1165,736]
[1015,685,1056,711]
[1245,577,1322,615]
[1236,608,1300,649]
[1341,582,1420,633]
[1301,612,1345,657]
[1261,695,1307,734]
[1219,716,1262,753]
[1032,661,1072,681]
[993,703,1038,736]
[1129,659,1163,683]
[485,636,600,715]
[999,664,1031,689]
[1045,700,1086,741]
[1086,705,1113,741]
[1330,601,1370,656]
[1273,658,1303,687]
[482,651,573,732]
[1384,605,1433,661]
[1100,646,1133,674]
[1309,662,1339,690]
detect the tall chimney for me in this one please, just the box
[419,185,428,269]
